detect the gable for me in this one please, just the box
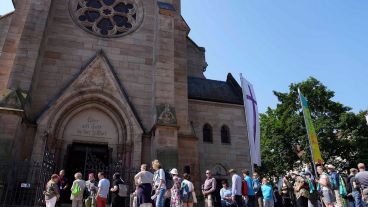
[37,50,145,132]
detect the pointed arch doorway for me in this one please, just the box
[31,51,144,169]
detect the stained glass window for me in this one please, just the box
[70,0,142,37]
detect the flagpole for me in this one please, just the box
[240,73,255,174]
[298,88,318,178]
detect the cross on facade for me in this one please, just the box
[246,85,257,143]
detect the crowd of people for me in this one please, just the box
[43,160,368,207]
[44,170,124,207]
[273,163,368,207]
[199,163,368,207]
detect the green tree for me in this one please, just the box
[337,111,368,165]
[259,77,368,176]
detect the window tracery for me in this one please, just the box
[70,0,143,37]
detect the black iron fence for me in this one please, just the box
[0,160,53,207]
[0,160,138,207]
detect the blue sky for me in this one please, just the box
[1,1,367,113]
[182,0,368,113]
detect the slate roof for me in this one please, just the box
[188,73,244,105]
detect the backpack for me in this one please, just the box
[71,182,82,196]
[164,170,174,189]
[329,172,339,190]
[180,181,191,200]
[242,180,248,196]
[339,176,347,198]
[118,182,128,197]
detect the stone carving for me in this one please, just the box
[76,117,108,138]
[212,164,228,177]
[69,0,144,38]
[77,65,106,88]
[156,104,177,125]
[0,89,27,110]
[73,56,118,94]
[64,109,117,141]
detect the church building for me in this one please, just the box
[0,0,251,186]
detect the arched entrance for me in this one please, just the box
[56,103,127,177]
[28,52,144,205]
[31,52,144,169]
[31,90,144,168]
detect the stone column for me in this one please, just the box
[0,0,53,98]
[132,131,143,168]
[151,2,179,169]
[7,0,53,91]
[0,0,31,98]
[152,125,179,170]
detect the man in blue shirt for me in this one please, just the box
[229,169,243,207]
[243,169,256,207]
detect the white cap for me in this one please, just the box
[170,168,178,175]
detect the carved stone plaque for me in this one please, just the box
[156,104,177,126]
[63,109,118,143]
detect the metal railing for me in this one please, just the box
[0,161,51,207]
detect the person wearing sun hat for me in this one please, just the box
[170,168,179,176]
[170,168,183,207]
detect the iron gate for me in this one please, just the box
[0,128,56,207]
[0,146,138,207]
[83,149,138,196]
[0,150,56,207]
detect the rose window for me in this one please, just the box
[70,0,143,37]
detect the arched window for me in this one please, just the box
[203,123,213,143]
[221,125,230,144]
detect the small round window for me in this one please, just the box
[69,0,143,38]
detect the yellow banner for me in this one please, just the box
[299,92,324,164]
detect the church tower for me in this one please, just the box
[0,0,202,174]
[0,0,250,195]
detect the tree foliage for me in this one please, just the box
[259,77,368,176]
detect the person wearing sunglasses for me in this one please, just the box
[202,170,217,207]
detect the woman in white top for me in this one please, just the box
[152,160,166,207]
[134,164,154,207]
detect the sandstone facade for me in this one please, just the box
[0,0,251,187]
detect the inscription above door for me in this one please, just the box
[64,109,118,143]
